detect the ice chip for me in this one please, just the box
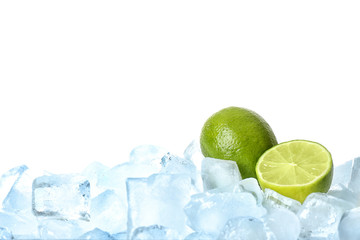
[0,211,38,239]
[297,192,354,239]
[32,174,90,221]
[78,228,115,240]
[126,174,193,239]
[263,188,301,214]
[131,225,179,240]
[0,165,28,205]
[129,145,167,167]
[184,191,266,236]
[264,208,300,240]
[338,207,360,240]
[183,140,204,171]
[0,227,13,240]
[332,159,353,187]
[90,189,127,233]
[81,161,110,197]
[201,157,241,191]
[217,216,273,240]
[348,157,360,193]
[38,219,92,239]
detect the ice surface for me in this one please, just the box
[184,231,214,240]
[184,191,266,236]
[348,157,360,193]
[183,140,204,171]
[332,160,352,187]
[90,189,127,233]
[0,165,28,205]
[201,157,241,191]
[0,227,13,240]
[38,219,92,239]
[264,208,300,240]
[338,207,360,240]
[131,225,179,240]
[32,174,90,221]
[81,161,110,197]
[217,216,274,240]
[160,153,197,185]
[129,145,167,167]
[263,188,302,214]
[126,174,194,239]
[297,192,354,239]
[0,211,38,239]
[78,228,115,240]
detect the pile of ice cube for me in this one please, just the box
[0,141,360,240]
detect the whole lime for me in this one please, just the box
[200,106,277,179]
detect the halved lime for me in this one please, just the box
[255,140,333,203]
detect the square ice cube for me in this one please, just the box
[126,174,193,239]
[32,174,90,221]
[201,157,241,191]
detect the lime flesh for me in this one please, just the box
[256,140,333,203]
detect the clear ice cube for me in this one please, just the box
[201,157,241,191]
[0,165,28,205]
[129,144,167,167]
[332,160,352,187]
[263,188,302,214]
[328,183,358,207]
[32,174,90,221]
[183,140,204,171]
[160,153,197,184]
[297,192,354,239]
[217,216,273,240]
[126,174,193,239]
[90,189,127,233]
[111,231,127,240]
[81,161,110,197]
[264,208,300,240]
[78,228,115,240]
[338,207,360,240]
[184,191,266,236]
[38,219,92,239]
[131,225,179,240]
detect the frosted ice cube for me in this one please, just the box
[129,144,167,167]
[90,190,127,233]
[183,140,204,171]
[0,227,13,240]
[0,211,38,239]
[332,160,352,187]
[201,157,241,191]
[348,157,360,193]
[217,216,273,240]
[78,228,115,240]
[338,207,360,240]
[264,208,300,240]
[160,153,197,183]
[328,183,358,207]
[126,174,193,239]
[131,225,179,240]
[32,174,90,221]
[0,165,28,205]
[297,192,354,239]
[184,191,266,236]
[38,219,92,239]
[263,188,301,214]
[184,232,214,240]
[81,161,110,197]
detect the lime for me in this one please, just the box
[200,106,277,179]
[255,140,333,203]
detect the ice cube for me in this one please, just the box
[38,219,92,239]
[217,216,274,240]
[264,208,300,240]
[0,227,13,240]
[0,211,38,239]
[332,160,352,187]
[111,232,127,240]
[32,174,90,221]
[129,145,167,167]
[184,232,214,240]
[90,189,127,233]
[297,192,354,239]
[78,228,115,240]
[126,174,193,239]
[183,140,204,171]
[81,161,110,197]
[338,207,360,240]
[160,153,197,184]
[184,191,266,236]
[201,157,241,191]
[0,165,28,205]
[131,225,179,240]
[348,157,360,193]
[328,183,358,207]
[263,188,302,214]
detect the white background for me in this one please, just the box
[0,1,359,174]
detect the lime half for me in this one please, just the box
[255,140,333,203]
